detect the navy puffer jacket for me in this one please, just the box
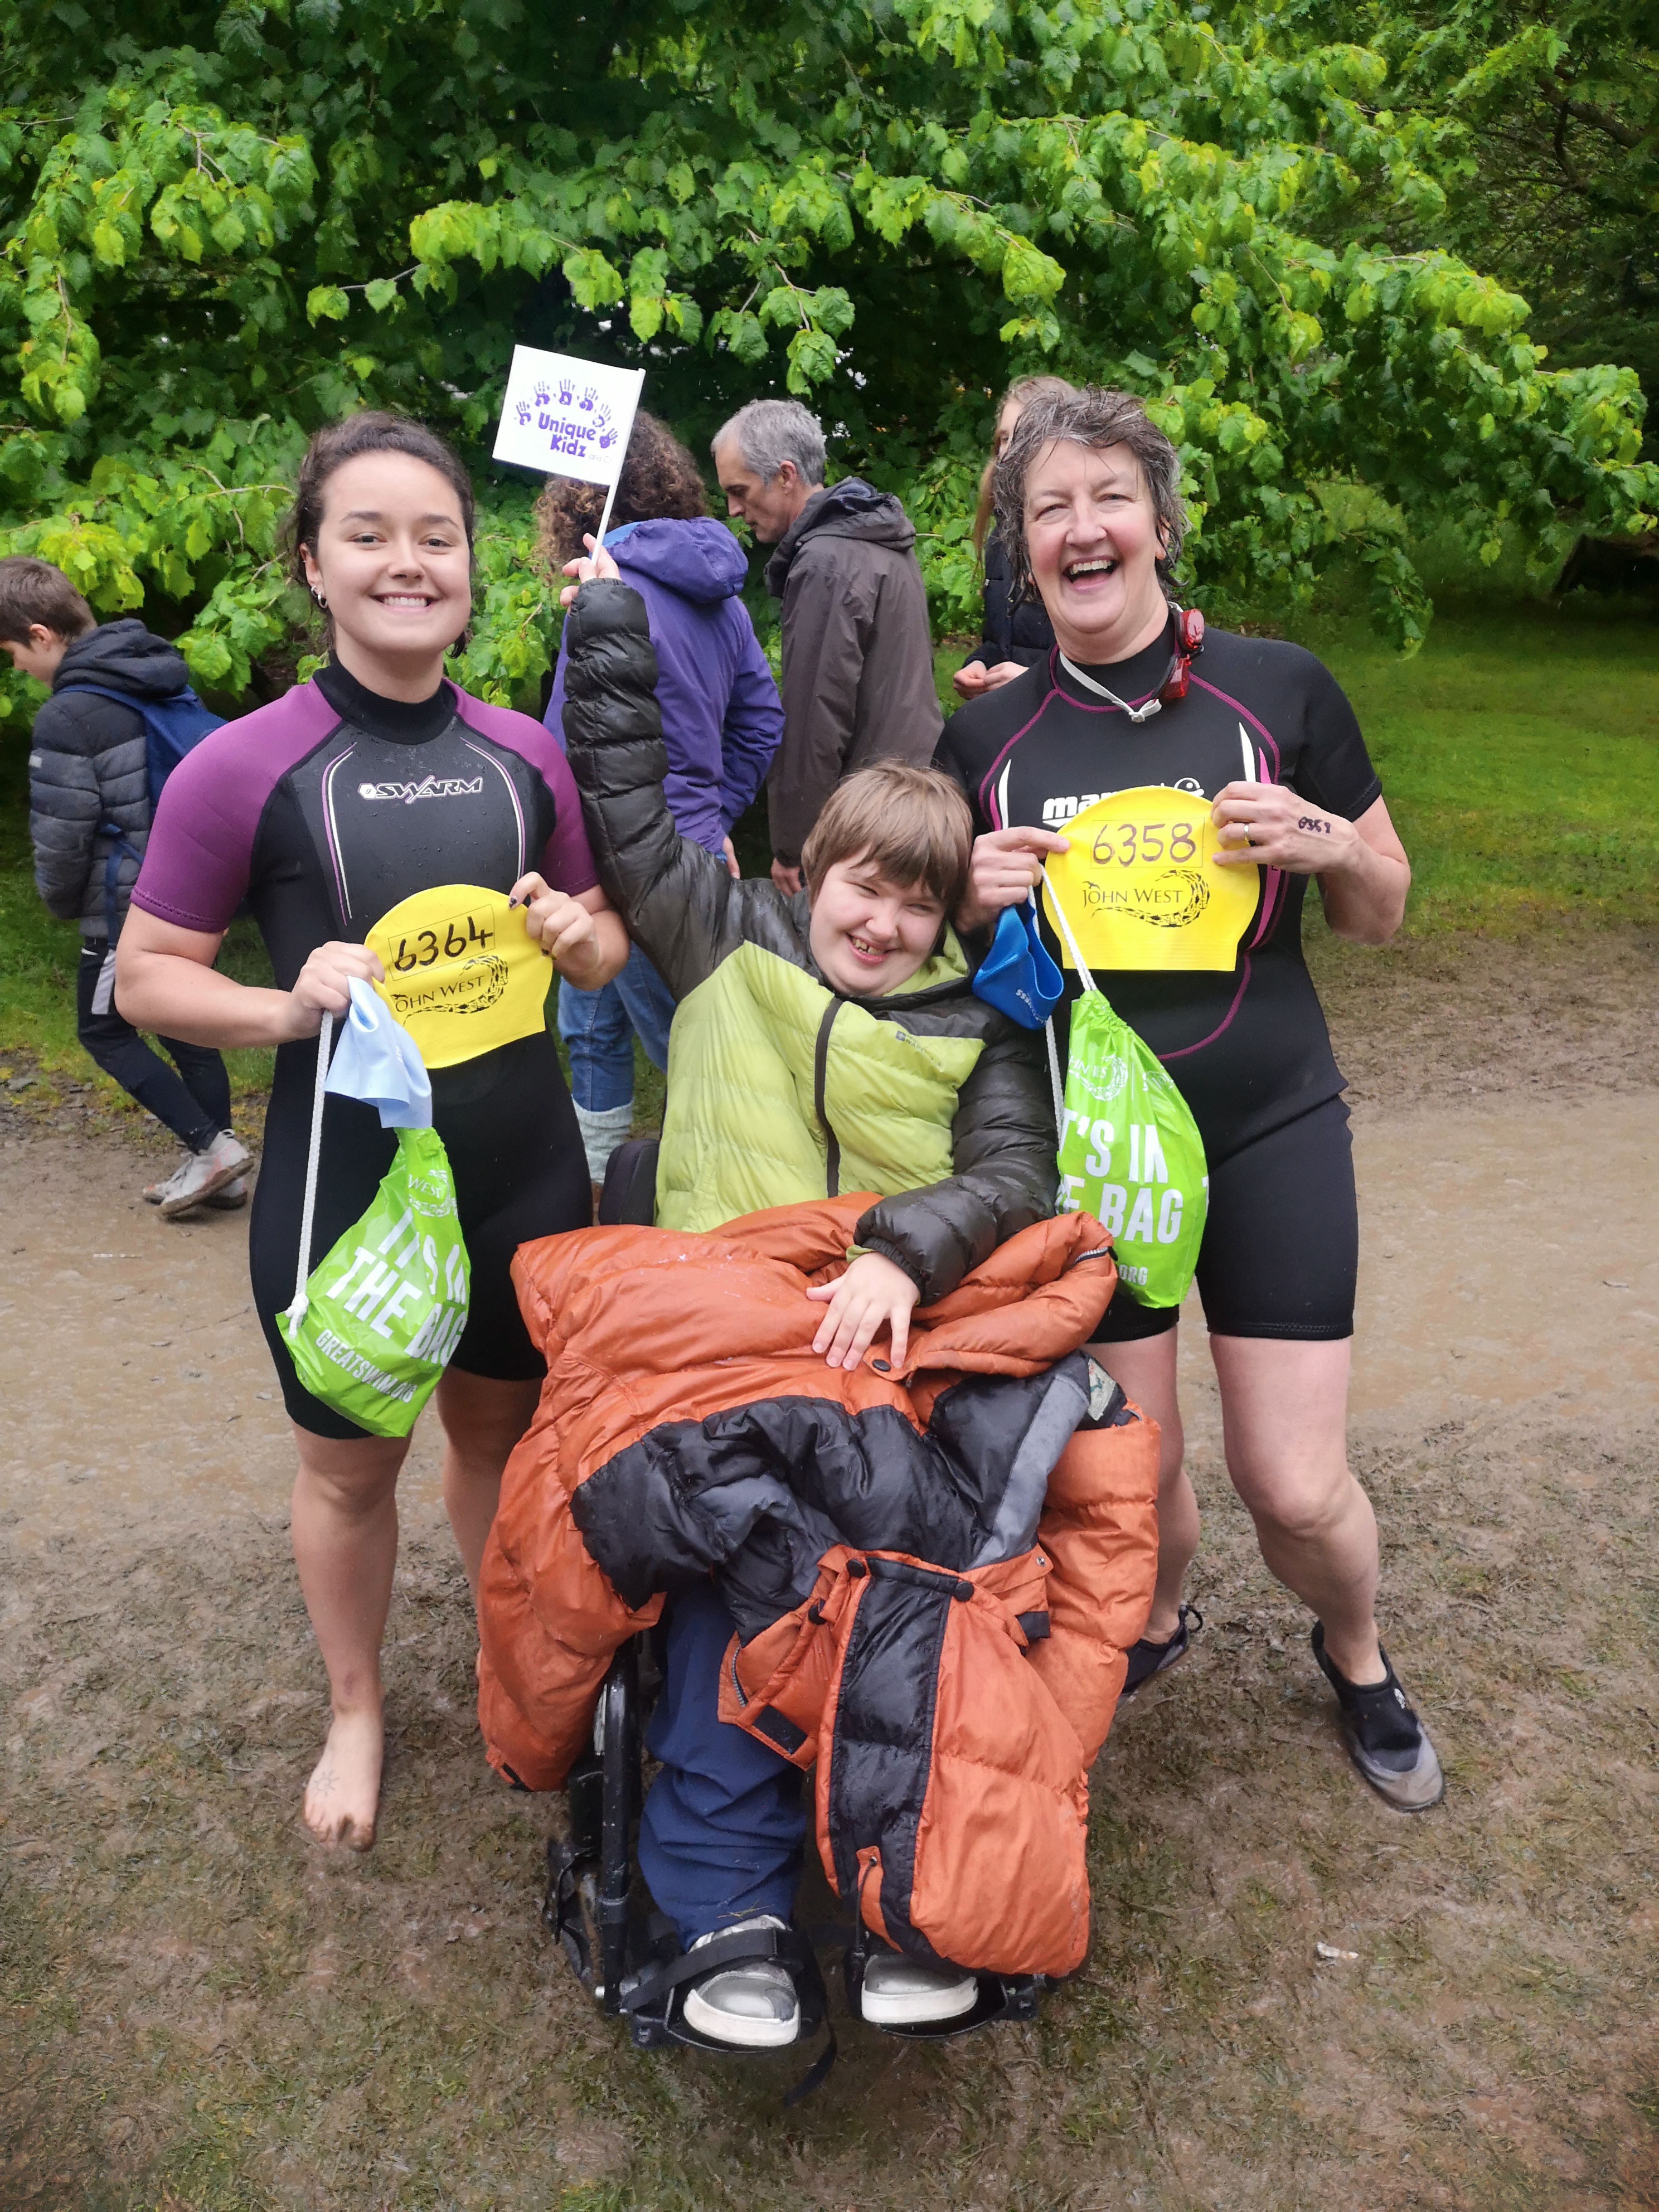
[28,619,190,939]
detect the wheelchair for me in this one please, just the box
[537,1138,1051,2094]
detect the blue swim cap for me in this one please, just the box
[970,898,1064,1030]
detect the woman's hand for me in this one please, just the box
[510,871,610,985]
[806,1252,922,1372]
[1210,783,1361,876]
[557,533,622,608]
[957,824,1070,932]
[285,941,386,1037]
[1211,785,1409,944]
[952,658,1026,701]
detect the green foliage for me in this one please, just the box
[0,0,1655,694]
[1260,0,1659,431]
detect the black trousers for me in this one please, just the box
[76,939,230,1153]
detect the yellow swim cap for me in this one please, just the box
[1041,787,1258,973]
[365,884,552,1068]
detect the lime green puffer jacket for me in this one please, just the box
[560,579,1055,1302]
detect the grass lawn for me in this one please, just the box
[2,598,1654,1095]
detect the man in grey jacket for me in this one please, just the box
[0,556,249,1214]
[712,400,943,895]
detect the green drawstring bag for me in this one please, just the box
[281,983,471,1438]
[1041,872,1209,1309]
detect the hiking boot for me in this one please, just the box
[1119,1602,1203,1700]
[1312,1623,1444,1812]
[681,1915,801,2049]
[205,1176,249,1210]
[860,1949,978,2028]
[158,1131,251,1219]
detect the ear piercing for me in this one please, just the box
[312,585,328,608]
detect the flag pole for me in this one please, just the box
[593,474,619,555]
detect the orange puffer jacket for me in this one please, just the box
[477,1201,1159,1981]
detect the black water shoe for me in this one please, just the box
[1119,1603,1203,1700]
[1311,1623,1444,1811]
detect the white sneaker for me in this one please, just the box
[143,1155,191,1204]
[158,1131,251,1219]
[860,1949,979,2027]
[681,1914,801,2049]
[205,1176,249,1210]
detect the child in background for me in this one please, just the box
[0,555,248,1214]
[556,543,1059,2048]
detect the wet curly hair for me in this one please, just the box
[533,409,709,571]
[992,385,1188,606]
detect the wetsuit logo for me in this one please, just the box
[357,776,485,805]
[1042,778,1205,824]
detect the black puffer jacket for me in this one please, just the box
[963,527,1056,673]
[561,578,1056,1303]
[28,620,190,939]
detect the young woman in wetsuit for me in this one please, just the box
[937,385,1442,1812]
[116,413,628,1850]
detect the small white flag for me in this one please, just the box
[492,346,645,488]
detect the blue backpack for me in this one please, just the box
[58,682,224,937]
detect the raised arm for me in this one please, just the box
[559,574,753,1000]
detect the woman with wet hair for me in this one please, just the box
[937,384,1442,1814]
[117,410,628,1851]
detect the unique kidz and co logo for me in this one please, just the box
[514,374,622,463]
[358,776,483,806]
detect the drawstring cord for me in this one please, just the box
[283,1009,333,1340]
[1036,868,1094,1139]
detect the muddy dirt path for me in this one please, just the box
[3,934,1657,2210]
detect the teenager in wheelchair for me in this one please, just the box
[473,555,1160,2065]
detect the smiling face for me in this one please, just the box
[1023,438,1171,665]
[807,852,947,998]
[300,450,473,697]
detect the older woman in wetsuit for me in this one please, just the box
[937,384,1440,1812]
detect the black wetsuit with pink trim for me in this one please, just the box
[937,617,1382,1342]
[132,660,599,1434]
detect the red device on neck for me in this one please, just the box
[1160,605,1205,704]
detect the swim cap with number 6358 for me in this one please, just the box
[1040,786,1258,973]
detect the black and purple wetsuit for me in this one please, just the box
[937,618,1384,1344]
[133,660,598,1435]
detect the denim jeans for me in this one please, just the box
[557,942,676,1112]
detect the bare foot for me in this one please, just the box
[303,1706,384,1850]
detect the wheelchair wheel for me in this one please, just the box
[543,1637,649,2012]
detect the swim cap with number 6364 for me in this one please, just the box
[365,882,552,1069]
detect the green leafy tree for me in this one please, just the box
[1261,0,1659,434]
[1,0,1653,731]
